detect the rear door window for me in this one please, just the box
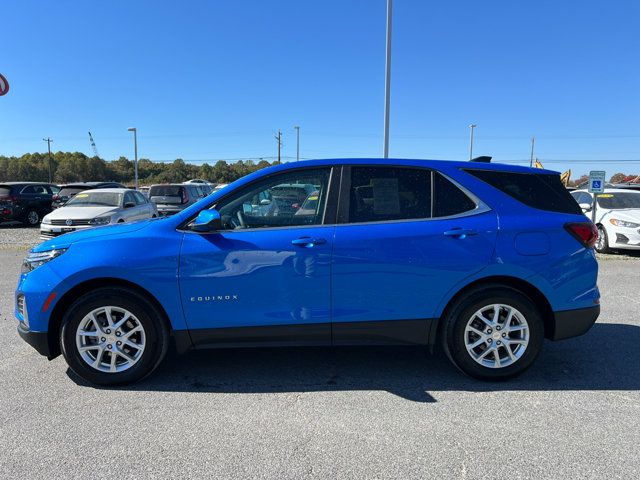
[433,173,477,217]
[465,169,582,214]
[347,167,431,223]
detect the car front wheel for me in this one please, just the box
[442,287,544,380]
[60,287,169,385]
[595,225,610,254]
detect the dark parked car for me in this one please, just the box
[52,182,126,209]
[0,182,59,226]
[149,184,207,216]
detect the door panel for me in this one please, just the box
[331,211,498,325]
[179,226,334,336]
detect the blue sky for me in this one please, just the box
[1,0,639,177]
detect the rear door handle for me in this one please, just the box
[291,237,327,248]
[443,228,477,238]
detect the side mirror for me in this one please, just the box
[579,202,592,212]
[124,202,136,209]
[192,208,222,232]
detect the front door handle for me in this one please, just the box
[443,228,477,238]
[291,237,327,248]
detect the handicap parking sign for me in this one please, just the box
[588,171,605,193]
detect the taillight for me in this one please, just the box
[52,195,60,201]
[0,195,18,204]
[181,188,190,204]
[565,222,598,248]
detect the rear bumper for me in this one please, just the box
[17,322,51,357]
[550,305,600,340]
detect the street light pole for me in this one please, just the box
[294,126,300,161]
[468,124,477,160]
[43,137,53,183]
[127,127,138,189]
[383,0,392,158]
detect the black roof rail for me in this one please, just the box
[470,156,492,163]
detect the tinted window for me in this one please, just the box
[0,187,12,196]
[597,192,640,209]
[124,192,136,206]
[348,167,431,223]
[149,185,184,197]
[433,173,477,217]
[466,170,582,214]
[133,192,147,204]
[215,168,330,230]
[58,187,86,197]
[572,192,592,206]
[21,185,48,195]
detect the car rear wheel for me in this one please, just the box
[441,287,544,380]
[60,287,169,385]
[24,210,40,226]
[595,225,610,254]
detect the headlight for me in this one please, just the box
[21,249,68,273]
[88,216,111,225]
[609,218,640,228]
[41,216,51,225]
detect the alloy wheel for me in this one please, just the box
[464,304,529,369]
[75,306,146,373]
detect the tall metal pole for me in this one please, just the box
[43,137,53,183]
[468,124,476,160]
[128,127,138,189]
[383,0,392,158]
[529,136,535,167]
[275,130,282,163]
[294,126,300,161]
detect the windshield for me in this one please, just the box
[597,192,640,209]
[66,191,122,207]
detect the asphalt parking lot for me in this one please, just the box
[1,227,639,479]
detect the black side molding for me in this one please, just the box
[550,305,600,340]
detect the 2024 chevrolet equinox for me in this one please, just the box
[15,159,600,385]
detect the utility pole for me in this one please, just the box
[275,130,282,163]
[42,137,53,183]
[468,124,477,160]
[294,126,300,161]
[127,127,138,189]
[529,136,536,167]
[383,0,393,158]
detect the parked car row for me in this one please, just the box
[40,188,158,240]
[0,179,227,227]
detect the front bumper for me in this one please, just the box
[550,305,600,340]
[17,322,51,357]
[40,223,94,240]
[608,225,640,249]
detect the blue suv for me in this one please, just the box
[15,159,600,384]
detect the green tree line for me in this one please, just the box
[0,152,278,185]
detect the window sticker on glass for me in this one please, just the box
[76,193,89,198]
[372,178,400,215]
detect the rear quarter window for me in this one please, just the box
[0,186,13,195]
[465,169,582,214]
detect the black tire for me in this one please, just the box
[60,287,169,385]
[595,225,610,254]
[441,286,544,381]
[23,209,40,226]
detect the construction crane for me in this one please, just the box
[88,131,100,158]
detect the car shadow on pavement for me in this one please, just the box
[68,322,640,402]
